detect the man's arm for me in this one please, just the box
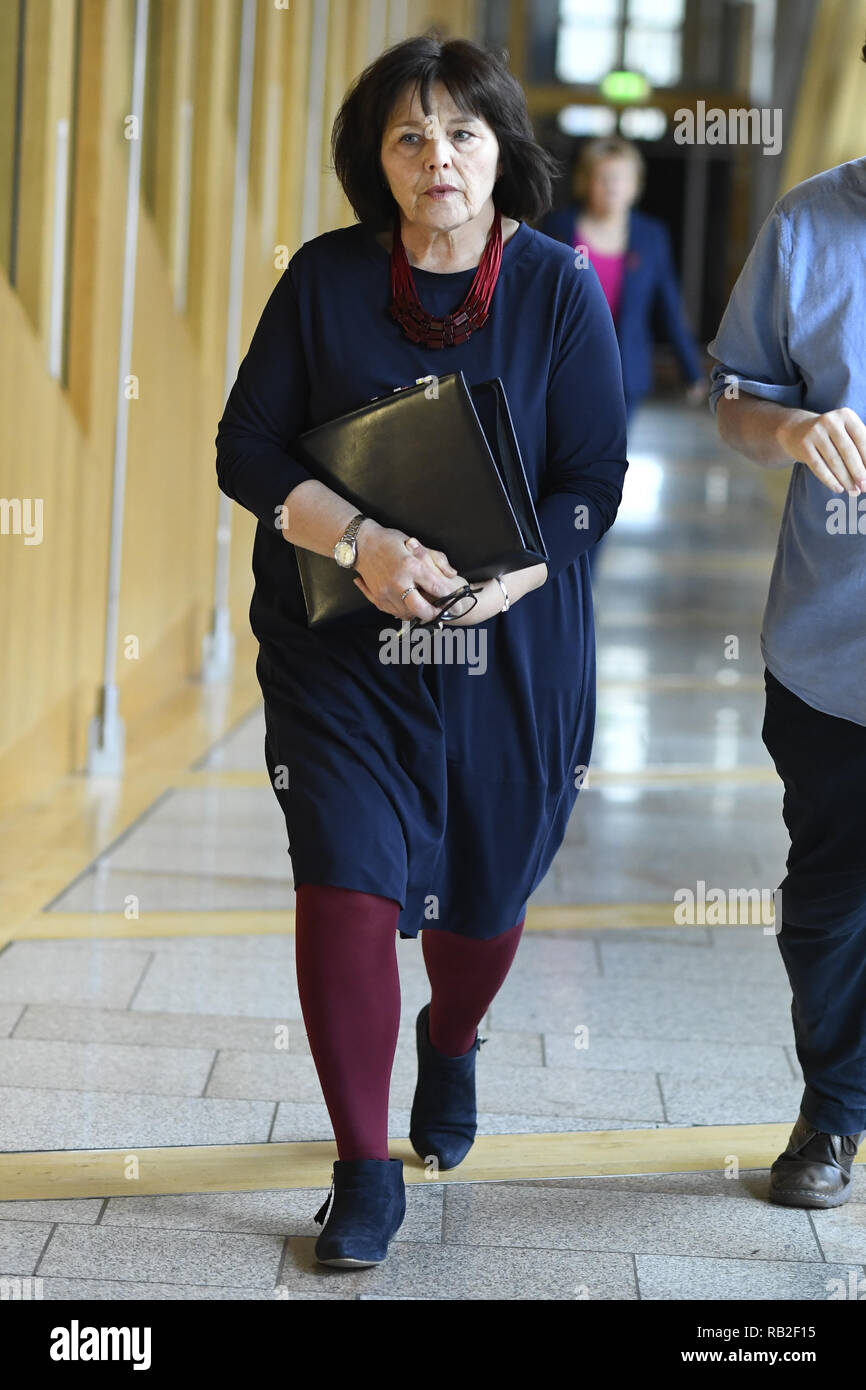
[716,393,811,468]
[716,392,866,495]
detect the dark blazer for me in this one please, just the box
[538,204,705,409]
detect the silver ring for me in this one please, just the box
[400,585,416,602]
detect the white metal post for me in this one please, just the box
[86,0,149,777]
[201,0,258,683]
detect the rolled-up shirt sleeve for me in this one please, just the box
[707,205,805,417]
[215,259,315,531]
[536,261,629,576]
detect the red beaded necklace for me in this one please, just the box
[388,208,503,348]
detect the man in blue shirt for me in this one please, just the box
[707,65,866,1208]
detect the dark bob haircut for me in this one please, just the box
[331,33,562,230]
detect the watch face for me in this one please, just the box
[334,540,356,567]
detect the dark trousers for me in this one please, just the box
[762,667,866,1135]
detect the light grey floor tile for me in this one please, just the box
[91,821,288,881]
[598,939,787,983]
[543,1030,792,1079]
[555,782,788,906]
[0,1005,24,1037]
[130,956,303,1018]
[206,1051,331,1103]
[585,927,715,946]
[0,1087,274,1150]
[129,950,430,1019]
[11,1004,541,1070]
[268,1101,668,1144]
[210,1049,663,1121]
[808,1203,866,1264]
[471,1029,543,1065]
[0,942,150,1007]
[0,1222,53,1273]
[135,786,276,827]
[508,937,599,977]
[24,1278,270,1300]
[0,1199,102,1223]
[21,934,297,958]
[636,1253,866,1301]
[530,1166,866,1201]
[555,843,784,907]
[442,1183,822,1261]
[477,1113,672,1133]
[489,974,793,1043]
[530,1167,865,1203]
[36,1224,284,1289]
[527,1170,774,1200]
[0,1039,215,1096]
[102,1183,442,1241]
[472,1063,664,1122]
[270,1101,406,1144]
[13,1004,310,1053]
[660,1073,804,1126]
[279,1237,637,1299]
[49,872,295,914]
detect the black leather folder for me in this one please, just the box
[290,371,548,628]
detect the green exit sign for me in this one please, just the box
[600,70,651,103]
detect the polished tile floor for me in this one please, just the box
[2,399,862,1300]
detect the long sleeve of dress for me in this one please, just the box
[215,261,316,532]
[536,261,629,576]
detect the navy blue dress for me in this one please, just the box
[215,219,628,940]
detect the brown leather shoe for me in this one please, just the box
[769,1112,865,1208]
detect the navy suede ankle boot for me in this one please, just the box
[410,1002,487,1170]
[313,1157,406,1267]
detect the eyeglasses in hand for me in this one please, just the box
[407,581,484,632]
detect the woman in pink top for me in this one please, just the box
[540,136,706,571]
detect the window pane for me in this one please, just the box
[624,26,681,85]
[561,0,620,19]
[556,24,620,83]
[627,0,685,25]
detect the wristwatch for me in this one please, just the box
[333,512,367,568]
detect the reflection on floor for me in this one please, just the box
[1,399,862,1300]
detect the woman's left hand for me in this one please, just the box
[442,563,549,625]
[437,577,502,626]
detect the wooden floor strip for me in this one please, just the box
[0,1124,826,1201]
[174,766,779,789]
[1,902,707,946]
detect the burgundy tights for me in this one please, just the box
[294,883,524,1160]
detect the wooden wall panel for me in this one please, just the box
[0,0,480,815]
[15,0,51,330]
[0,0,23,277]
[780,0,866,190]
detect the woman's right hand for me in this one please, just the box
[351,521,467,622]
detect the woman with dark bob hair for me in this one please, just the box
[216,32,628,1268]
